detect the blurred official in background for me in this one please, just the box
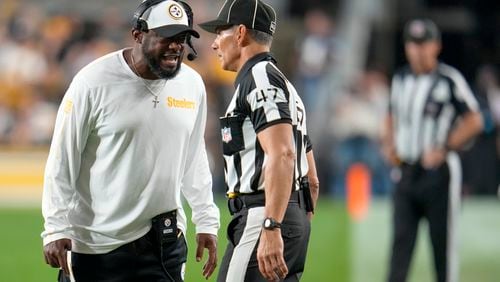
[41,0,219,281]
[383,19,483,282]
[199,0,319,281]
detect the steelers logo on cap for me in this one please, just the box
[168,3,184,19]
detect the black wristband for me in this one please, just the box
[263,217,281,230]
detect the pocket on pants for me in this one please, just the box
[282,221,310,276]
[281,223,303,239]
[226,214,243,246]
[161,233,188,269]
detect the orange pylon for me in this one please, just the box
[346,163,371,221]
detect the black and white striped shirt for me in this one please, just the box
[220,52,311,194]
[389,63,479,163]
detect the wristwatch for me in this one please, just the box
[263,217,282,230]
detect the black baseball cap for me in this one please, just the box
[404,19,441,43]
[198,0,277,35]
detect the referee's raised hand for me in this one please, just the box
[43,238,71,276]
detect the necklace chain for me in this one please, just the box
[130,51,163,108]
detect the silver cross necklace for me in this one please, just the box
[130,52,164,108]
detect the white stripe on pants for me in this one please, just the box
[225,207,265,282]
[447,152,461,282]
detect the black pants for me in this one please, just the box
[59,228,187,282]
[388,162,455,282]
[218,192,311,282]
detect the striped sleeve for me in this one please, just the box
[244,62,292,133]
[304,135,313,152]
[441,65,480,115]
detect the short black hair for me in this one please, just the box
[247,28,273,46]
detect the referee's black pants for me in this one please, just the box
[59,228,187,282]
[388,160,459,282]
[217,191,311,282]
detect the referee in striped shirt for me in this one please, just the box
[199,0,319,281]
[383,19,483,282]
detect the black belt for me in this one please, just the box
[227,190,303,215]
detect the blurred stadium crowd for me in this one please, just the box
[0,0,498,196]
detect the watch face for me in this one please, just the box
[264,219,271,228]
[263,218,280,230]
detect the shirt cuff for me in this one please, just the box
[195,226,219,237]
[43,233,72,246]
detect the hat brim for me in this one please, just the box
[404,36,438,43]
[198,19,233,34]
[152,25,200,38]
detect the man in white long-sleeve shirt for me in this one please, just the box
[41,1,220,281]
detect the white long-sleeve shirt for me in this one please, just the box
[41,49,220,254]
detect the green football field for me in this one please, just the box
[0,197,498,282]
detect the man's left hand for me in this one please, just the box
[421,148,447,169]
[196,233,218,279]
